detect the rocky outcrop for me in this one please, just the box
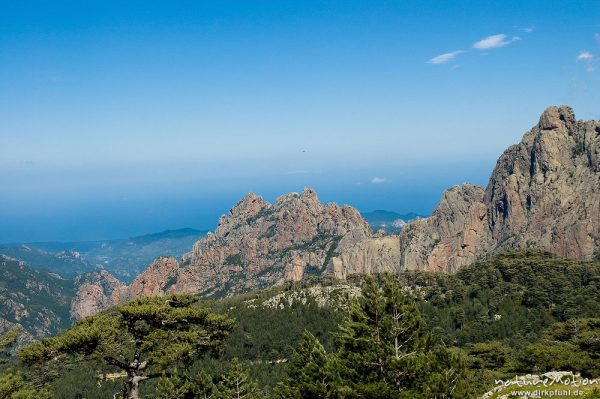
[172,188,370,296]
[70,189,372,317]
[126,257,179,299]
[398,184,490,272]
[327,230,401,278]
[485,105,599,259]
[396,106,599,271]
[70,269,126,320]
[69,257,180,319]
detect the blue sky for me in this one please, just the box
[1,1,599,242]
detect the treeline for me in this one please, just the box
[398,249,600,395]
[404,249,600,346]
[1,249,600,398]
[1,276,466,398]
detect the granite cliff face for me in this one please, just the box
[172,188,369,296]
[394,105,599,272]
[485,105,599,259]
[70,106,600,318]
[69,257,180,319]
[327,230,401,278]
[126,256,180,299]
[70,269,126,320]
[397,183,489,273]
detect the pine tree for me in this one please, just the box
[0,326,20,364]
[194,370,218,399]
[157,369,218,399]
[19,294,235,399]
[0,370,52,399]
[216,358,261,399]
[335,274,464,399]
[0,327,52,399]
[157,373,186,399]
[273,330,339,399]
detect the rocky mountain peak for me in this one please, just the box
[224,192,270,221]
[484,106,599,258]
[538,105,575,131]
[178,188,370,296]
[300,186,318,200]
[397,106,599,272]
[273,187,319,208]
[398,183,488,273]
[436,184,484,219]
[69,188,371,316]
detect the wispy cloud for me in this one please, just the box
[595,33,600,43]
[427,50,464,65]
[473,34,520,50]
[576,50,596,73]
[429,31,524,66]
[577,51,593,62]
[371,177,389,184]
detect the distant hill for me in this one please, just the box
[0,246,91,278]
[0,228,207,282]
[361,210,423,233]
[0,255,74,341]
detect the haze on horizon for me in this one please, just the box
[1,1,599,243]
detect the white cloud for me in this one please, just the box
[577,51,593,62]
[521,26,534,33]
[427,50,464,64]
[371,177,389,184]
[473,34,520,50]
[576,50,596,73]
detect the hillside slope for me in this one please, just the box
[0,255,74,341]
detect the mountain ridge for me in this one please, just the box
[70,105,600,318]
[398,105,599,272]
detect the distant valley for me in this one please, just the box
[0,228,207,282]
